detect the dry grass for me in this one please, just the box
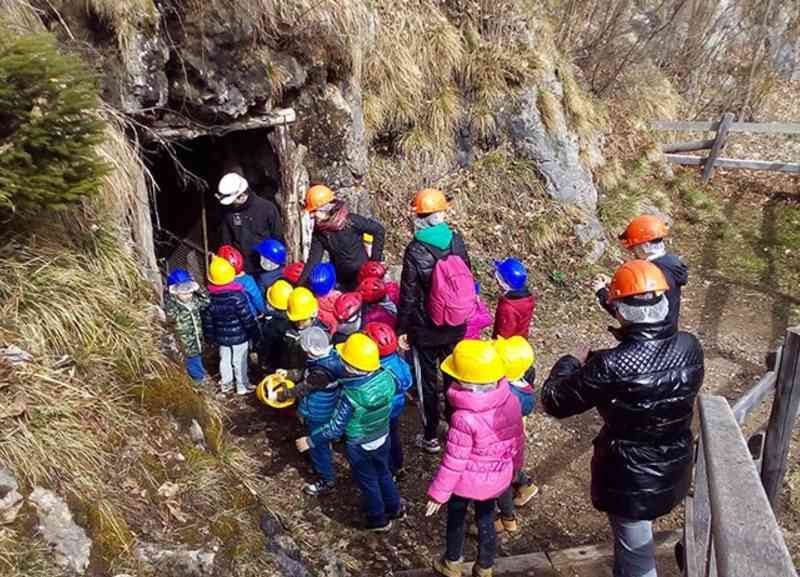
[537,89,561,134]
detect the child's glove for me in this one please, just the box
[295,437,310,453]
[425,500,443,516]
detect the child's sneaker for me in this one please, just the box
[494,515,519,534]
[513,482,539,507]
[388,502,407,521]
[303,480,335,496]
[219,382,234,394]
[415,433,441,454]
[432,556,463,577]
[472,563,493,577]
[366,519,393,533]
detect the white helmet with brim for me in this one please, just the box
[217,173,248,205]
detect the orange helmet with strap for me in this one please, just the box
[607,260,670,301]
[411,188,449,214]
[619,215,669,249]
[305,185,335,212]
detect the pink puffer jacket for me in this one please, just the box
[428,379,524,503]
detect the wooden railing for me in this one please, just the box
[683,327,800,576]
[651,113,800,181]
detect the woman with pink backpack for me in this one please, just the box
[397,188,476,454]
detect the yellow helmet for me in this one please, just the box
[286,287,319,321]
[494,336,535,381]
[208,255,235,286]
[441,340,505,384]
[336,332,380,372]
[266,279,293,311]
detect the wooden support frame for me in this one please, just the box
[702,113,734,181]
[664,154,800,175]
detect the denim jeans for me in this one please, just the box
[389,418,403,474]
[185,355,206,382]
[608,515,657,577]
[308,420,335,482]
[219,341,249,393]
[345,438,401,527]
[497,470,532,517]
[446,495,496,569]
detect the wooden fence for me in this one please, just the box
[651,113,800,181]
[683,326,800,576]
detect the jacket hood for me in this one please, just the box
[505,288,532,299]
[447,378,512,412]
[414,223,453,250]
[619,319,676,342]
[207,282,244,294]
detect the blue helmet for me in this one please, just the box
[494,258,527,291]
[254,238,287,266]
[309,262,336,296]
[167,268,192,286]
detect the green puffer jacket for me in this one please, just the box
[342,369,395,442]
[164,292,209,357]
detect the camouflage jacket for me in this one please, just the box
[164,291,210,357]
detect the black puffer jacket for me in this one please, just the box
[541,322,704,520]
[597,253,688,332]
[299,215,385,290]
[220,194,284,274]
[396,231,470,348]
[201,287,259,347]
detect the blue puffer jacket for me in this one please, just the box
[298,350,348,425]
[201,283,258,346]
[237,273,267,315]
[509,366,536,415]
[381,352,413,420]
[257,268,283,294]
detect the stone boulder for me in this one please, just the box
[0,468,23,525]
[29,488,92,575]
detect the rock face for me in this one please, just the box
[116,23,170,114]
[29,488,92,575]
[501,87,598,211]
[135,542,216,576]
[0,468,23,525]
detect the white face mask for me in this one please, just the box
[261,257,280,271]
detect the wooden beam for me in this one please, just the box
[703,112,734,181]
[268,125,308,262]
[394,551,554,577]
[699,394,798,577]
[548,531,680,568]
[660,138,715,153]
[732,369,778,425]
[692,441,712,577]
[652,120,800,135]
[146,108,297,142]
[664,154,800,174]
[762,327,800,509]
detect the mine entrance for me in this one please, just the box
[145,128,281,284]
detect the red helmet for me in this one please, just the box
[334,292,363,321]
[283,262,305,284]
[218,244,244,274]
[358,277,387,304]
[358,261,387,283]
[363,322,398,357]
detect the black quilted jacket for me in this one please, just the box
[396,231,470,348]
[201,287,258,347]
[542,322,704,520]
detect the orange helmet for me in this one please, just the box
[411,188,449,214]
[607,260,670,301]
[619,215,669,249]
[305,185,335,212]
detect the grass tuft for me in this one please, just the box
[537,89,561,134]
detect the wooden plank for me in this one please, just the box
[268,125,307,262]
[664,154,800,174]
[661,139,715,153]
[703,112,734,181]
[732,370,778,425]
[652,120,800,135]
[394,551,554,577]
[147,108,297,141]
[762,326,800,509]
[699,394,798,577]
[692,441,712,576]
[548,530,680,568]
[683,491,699,577]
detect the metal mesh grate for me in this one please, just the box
[156,228,207,285]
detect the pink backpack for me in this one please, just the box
[428,254,477,326]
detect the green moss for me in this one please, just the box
[85,501,135,568]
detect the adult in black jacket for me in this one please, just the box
[397,188,471,453]
[298,185,385,291]
[217,172,284,275]
[542,260,703,577]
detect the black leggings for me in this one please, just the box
[446,495,496,569]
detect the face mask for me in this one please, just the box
[261,257,279,271]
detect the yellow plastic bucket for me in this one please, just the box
[256,371,296,409]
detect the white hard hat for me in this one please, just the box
[217,173,248,205]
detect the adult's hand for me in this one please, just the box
[592,273,611,293]
[398,334,410,352]
[425,500,442,517]
[574,344,592,364]
[295,437,310,453]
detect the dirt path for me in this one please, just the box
[215,168,800,576]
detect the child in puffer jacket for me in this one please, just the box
[426,340,524,577]
[202,256,259,395]
[274,327,347,496]
[254,238,287,294]
[219,244,266,316]
[164,269,209,383]
[464,283,492,340]
[364,322,412,476]
[309,262,341,336]
[261,279,293,372]
[493,258,536,339]
[493,336,539,534]
[359,277,398,329]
